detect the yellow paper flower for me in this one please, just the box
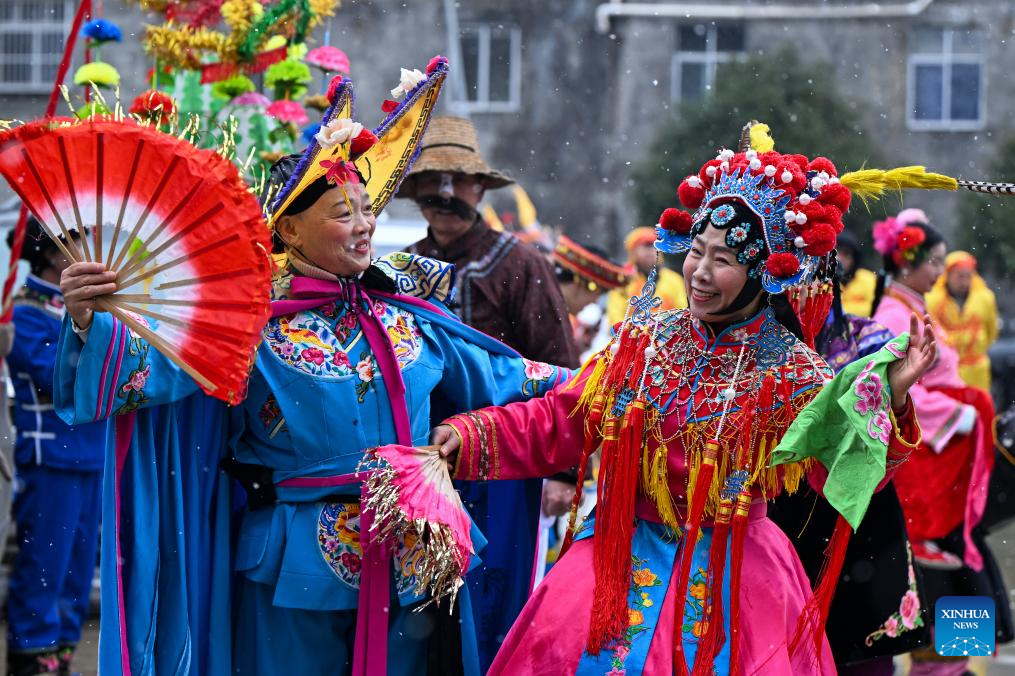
[262,35,287,52]
[288,43,308,61]
[73,61,120,88]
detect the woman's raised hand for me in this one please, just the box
[60,262,117,331]
[431,424,460,460]
[887,312,938,410]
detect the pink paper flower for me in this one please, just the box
[306,46,350,74]
[900,590,920,629]
[884,616,899,638]
[523,358,554,381]
[872,217,903,256]
[232,91,271,107]
[896,208,929,228]
[267,99,309,125]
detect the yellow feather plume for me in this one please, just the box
[839,165,958,205]
[749,123,776,153]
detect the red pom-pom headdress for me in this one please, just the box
[655,123,847,293]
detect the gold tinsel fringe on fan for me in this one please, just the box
[359,460,466,611]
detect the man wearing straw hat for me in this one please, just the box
[398,117,578,672]
[398,116,577,368]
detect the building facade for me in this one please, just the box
[1,0,1013,251]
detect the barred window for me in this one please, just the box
[907,27,985,131]
[671,23,745,102]
[0,0,71,93]
[458,24,521,113]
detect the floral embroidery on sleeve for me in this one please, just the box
[521,358,556,396]
[853,360,892,444]
[113,334,150,416]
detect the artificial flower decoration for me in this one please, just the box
[425,55,447,75]
[320,159,359,185]
[314,118,364,149]
[894,226,927,265]
[306,46,350,74]
[350,129,378,158]
[211,74,256,100]
[872,217,904,257]
[232,91,271,107]
[265,59,312,99]
[326,75,344,101]
[301,122,322,146]
[74,101,112,119]
[302,94,328,111]
[262,35,288,52]
[129,89,177,125]
[287,42,308,61]
[266,99,309,126]
[146,64,175,89]
[73,62,120,88]
[390,67,426,99]
[895,207,929,227]
[81,18,122,43]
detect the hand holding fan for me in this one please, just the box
[359,444,473,608]
[0,118,273,404]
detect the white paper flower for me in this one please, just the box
[390,68,426,99]
[315,118,364,148]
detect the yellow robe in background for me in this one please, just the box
[841,267,877,317]
[926,273,999,390]
[606,266,687,327]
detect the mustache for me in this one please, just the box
[415,195,477,221]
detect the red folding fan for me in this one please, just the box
[0,118,273,404]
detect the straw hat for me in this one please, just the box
[396,116,513,198]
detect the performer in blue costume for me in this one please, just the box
[7,220,105,676]
[54,65,568,675]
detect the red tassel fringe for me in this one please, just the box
[788,514,852,660]
[692,506,732,676]
[586,400,646,654]
[727,496,750,674]
[671,440,720,676]
[560,394,607,557]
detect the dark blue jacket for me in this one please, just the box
[9,275,103,471]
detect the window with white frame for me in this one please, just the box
[671,23,745,102]
[0,0,71,94]
[907,27,985,131]
[458,24,521,113]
